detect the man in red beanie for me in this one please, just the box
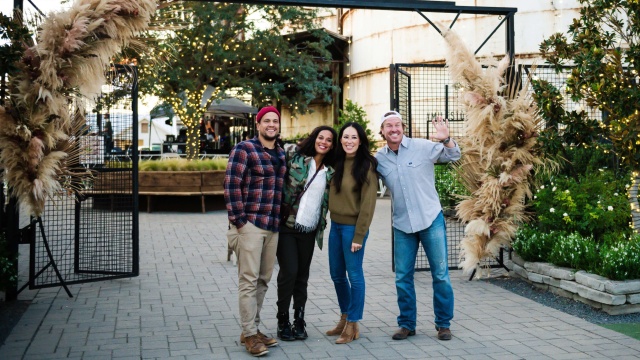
[224,106,286,357]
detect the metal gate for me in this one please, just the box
[389,63,612,272]
[390,63,468,272]
[22,64,139,295]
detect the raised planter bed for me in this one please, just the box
[506,254,640,315]
[89,170,225,213]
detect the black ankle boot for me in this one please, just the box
[277,311,295,341]
[292,307,308,340]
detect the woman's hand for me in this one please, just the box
[351,243,362,252]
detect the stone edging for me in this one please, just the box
[506,254,640,315]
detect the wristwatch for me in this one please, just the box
[441,137,451,145]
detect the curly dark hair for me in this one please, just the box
[296,125,338,167]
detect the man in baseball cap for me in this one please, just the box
[224,105,285,356]
[375,111,460,342]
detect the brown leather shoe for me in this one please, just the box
[240,331,278,347]
[436,327,452,341]
[257,331,278,347]
[392,327,416,340]
[335,321,359,344]
[243,334,269,357]
[326,313,348,336]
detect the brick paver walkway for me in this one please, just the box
[1,198,639,359]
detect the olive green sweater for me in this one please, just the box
[328,157,378,245]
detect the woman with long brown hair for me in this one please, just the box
[325,122,378,344]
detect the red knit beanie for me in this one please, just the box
[256,106,280,123]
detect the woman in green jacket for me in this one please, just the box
[276,125,337,341]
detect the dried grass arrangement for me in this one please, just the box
[442,29,548,275]
[0,0,156,216]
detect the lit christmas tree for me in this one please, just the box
[136,2,337,158]
[538,0,640,232]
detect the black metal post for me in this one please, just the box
[445,84,449,120]
[131,65,139,277]
[389,64,396,111]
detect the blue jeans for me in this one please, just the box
[328,221,368,322]
[394,212,454,330]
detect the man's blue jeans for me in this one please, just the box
[328,221,368,322]
[394,212,454,330]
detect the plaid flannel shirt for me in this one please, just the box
[224,138,286,232]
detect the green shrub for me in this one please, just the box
[335,99,377,150]
[532,170,632,241]
[512,224,558,262]
[0,232,18,292]
[139,158,228,171]
[548,232,599,272]
[562,144,623,180]
[435,165,469,208]
[597,234,640,281]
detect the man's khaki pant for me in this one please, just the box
[227,222,278,337]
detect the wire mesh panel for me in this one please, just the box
[30,65,138,289]
[393,64,466,140]
[519,65,603,121]
[390,64,470,271]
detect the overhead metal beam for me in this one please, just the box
[191,0,517,15]
[474,12,512,55]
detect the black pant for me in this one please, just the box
[276,226,316,312]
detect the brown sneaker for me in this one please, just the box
[243,334,269,357]
[436,327,452,341]
[392,327,416,340]
[240,331,278,347]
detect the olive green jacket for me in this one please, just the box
[282,145,334,249]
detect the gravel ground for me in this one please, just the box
[485,275,640,325]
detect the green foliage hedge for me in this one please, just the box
[532,170,632,241]
[0,232,17,292]
[513,229,640,281]
[435,165,469,208]
[138,158,228,171]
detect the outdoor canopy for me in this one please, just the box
[207,98,258,119]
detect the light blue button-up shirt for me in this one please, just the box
[375,136,461,233]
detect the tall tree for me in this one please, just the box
[138,2,337,159]
[538,0,640,231]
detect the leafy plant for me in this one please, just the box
[515,226,640,280]
[512,224,558,262]
[335,99,377,150]
[0,232,18,293]
[532,79,609,180]
[136,3,337,159]
[548,232,600,272]
[539,0,639,173]
[598,234,640,280]
[435,165,469,208]
[0,11,32,83]
[532,171,632,241]
[139,158,228,171]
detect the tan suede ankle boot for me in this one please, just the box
[325,314,347,336]
[335,321,359,344]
